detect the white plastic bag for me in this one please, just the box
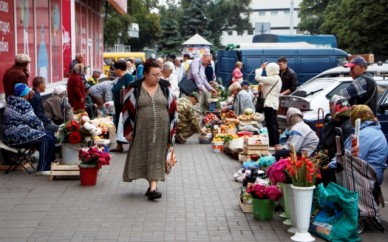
[116,112,128,143]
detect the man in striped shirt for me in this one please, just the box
[340,56,377,115]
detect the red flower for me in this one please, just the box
[68,131,82,144]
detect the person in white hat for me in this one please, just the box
[43,86,74,125]
[2,53,31,98]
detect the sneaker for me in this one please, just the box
[36,171,51,176]
[147,190,162,200]
[175,134,186,144]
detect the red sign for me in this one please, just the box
[0,0,15,93]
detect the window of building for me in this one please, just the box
[228,31,233,36]
[248,29,254,35]
[258,11,265,16]
[284,10,290,15]
[271,11,278,16]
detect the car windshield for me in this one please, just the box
[292,80,334,98]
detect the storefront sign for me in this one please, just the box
[0,0,15,93]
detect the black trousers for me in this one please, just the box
[264,107,279,146]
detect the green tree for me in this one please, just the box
[298,0,330,34]
[157,3,182,57]
[181,0,212,40]
[103,4,133,48]
[320,0,388,55]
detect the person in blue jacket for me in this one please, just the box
[345,104,388,184]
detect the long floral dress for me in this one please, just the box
[123,85,169,182]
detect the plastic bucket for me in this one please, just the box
[212,142,223,153]
[61,143,81,165]
[79,166,98,186]
[252,198,275,220]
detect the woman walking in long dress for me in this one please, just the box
[121,59,177,200]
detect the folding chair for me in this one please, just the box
[0,140,37,174]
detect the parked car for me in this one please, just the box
[302,61,388,86]
[277,76,388,140]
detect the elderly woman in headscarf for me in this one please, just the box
[67,63,86,111]
[221,82,255,116]
[345,105,388,184]
[274,107,319,160]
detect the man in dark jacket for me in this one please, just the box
[278,56,298,95]
[30,76,58,134]
[340,56,378,115]
[2,54,31,98]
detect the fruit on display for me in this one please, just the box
[244,108,254,115]
[238,114,255,121]
[221,110,237,119]
[212,133,239,143]
[203,113,219,125]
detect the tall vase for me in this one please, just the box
[252,198,275,220]
[290,185,315,242]
[78,165,98,186]
[62,143,82,165]
[281,183,291,225]
[286,184,297,233]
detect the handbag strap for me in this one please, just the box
[262,77,280,98]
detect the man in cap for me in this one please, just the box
[241,81,254,100]
[86,70,102,86]
[340,56,378,115]
[2,53,31,98]
[30,76,59,133]
[175,92,207,144]
[43,86,74,125]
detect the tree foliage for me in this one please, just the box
[181,0,211,40]
[298,0,330,34]
[299,0,388,55]
[157,3,182,57]
[103,4,133,48]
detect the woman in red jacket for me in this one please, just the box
[67,63,86,111]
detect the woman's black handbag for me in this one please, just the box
[255,92,265,113]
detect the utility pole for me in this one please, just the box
[290,0,294,35]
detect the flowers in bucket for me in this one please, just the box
[56,118,96,144]
[285,148,321,187]
[266,158,291,185]
[246,184,282,201]
[78,147,110,168]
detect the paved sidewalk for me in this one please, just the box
[0,137,387,242]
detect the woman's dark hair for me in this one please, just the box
[113,60,127,71]
[143,59,160,74]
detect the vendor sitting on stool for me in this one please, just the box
[274,107,319,160]
[175,92,207,144]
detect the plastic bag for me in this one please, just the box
[116,112,129,144]
[309,182,360,242]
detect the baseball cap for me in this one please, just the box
[14,83,31,97]
[190,92,200,102]
[54,86,66,95]
[241,81,250,86]
[344,56,368,67]
[15,54,31,64]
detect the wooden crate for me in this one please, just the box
[49,162,79,181]
[240,201,253,213]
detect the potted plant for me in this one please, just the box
[246,183,282,220]
[285,148,321,242]
[78,147,110,186]
[56,117,97,165]
[266,158,294,227]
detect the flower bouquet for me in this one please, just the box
[247,183,282,220]
[78,147,110,186]
[56,118,96,145]
[266,158,291,185]
[78,147,110,168]
[285,149,321,187]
